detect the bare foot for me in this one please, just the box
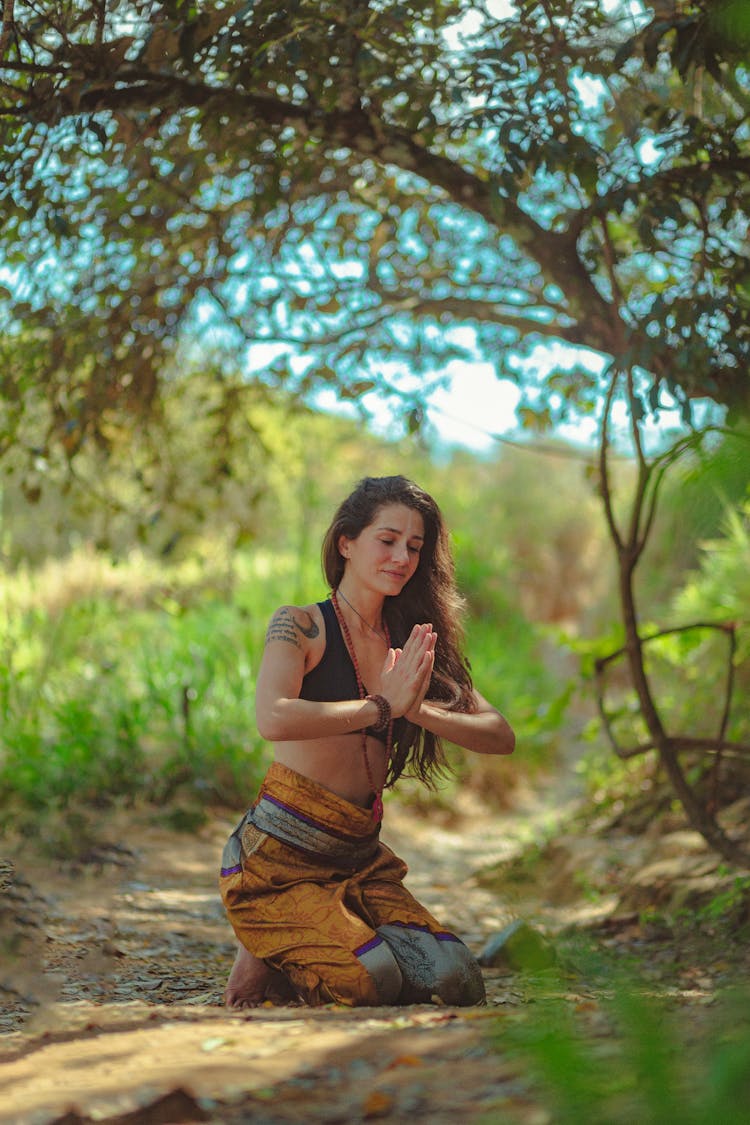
[224,945,294,1008]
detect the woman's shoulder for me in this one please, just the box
[264,601,327,651]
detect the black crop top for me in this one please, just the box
[299,599,404,745]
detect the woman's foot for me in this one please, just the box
[224,945,294,1008]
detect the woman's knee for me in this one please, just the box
[434,945,486,1006]
[354,936,403,1004]
[377,923,486,1006]
[284,941,403,1007]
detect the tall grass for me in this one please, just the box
[489,977,750,1124]
[0,549,318,849]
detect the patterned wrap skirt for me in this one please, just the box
[219,762,485,1007]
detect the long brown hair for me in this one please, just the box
[321,475,476,786]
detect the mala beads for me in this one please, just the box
[365,692,392,732]
[330,590,393,822]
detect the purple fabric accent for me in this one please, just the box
[261,793,366,843]
[220,863,242,877]
[353,933,385,957]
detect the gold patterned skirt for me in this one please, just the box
[219,762,484,1007]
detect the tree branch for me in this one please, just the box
[589,155,750,220]
[598,364,624,552]
[0,0,15,61]
[594,619,740,670]
[0,64,616,351]
[611,736,750,762]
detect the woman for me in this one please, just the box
[219,475,514,1008]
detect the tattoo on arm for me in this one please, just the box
[265,608,320,649]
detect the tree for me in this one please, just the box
[1,0,748,456]
[1,0,749,857]
[593,384,749,865]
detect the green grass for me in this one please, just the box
[0,550,291,851]
[486,973,750,1125]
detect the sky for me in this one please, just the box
[326,348,706,460]
[421,362,523,452]
[314,360,525,455]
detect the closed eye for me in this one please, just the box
[379,537,421,555]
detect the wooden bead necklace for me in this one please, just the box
[331,589,393,822]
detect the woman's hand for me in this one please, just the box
[379,624,436,718]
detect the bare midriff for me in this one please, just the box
[272,734,388,808]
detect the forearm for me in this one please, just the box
[256,696,383,743]
[411,699,515,756]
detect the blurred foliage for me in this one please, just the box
[640,443,749,738]
[0,362,436,567]
[491,979,750,1125]
[0,0,749,488]
[438,446,613,630]
[571,453,750,824]
[637,425,750,612]
[673,495,750,636]
[0,551,313,852]
[664,488,750,741]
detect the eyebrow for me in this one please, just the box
[377,525,425,541]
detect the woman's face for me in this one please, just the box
[339,503,426,596]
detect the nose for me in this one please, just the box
[390,541,409,564]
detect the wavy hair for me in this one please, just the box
[321,475,476,786]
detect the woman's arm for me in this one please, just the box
[255,606,435,742]
[407,689,515,756]
[254,605,376,741]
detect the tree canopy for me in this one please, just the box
[1,0,749,466]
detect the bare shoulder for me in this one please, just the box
[264,602,324,652]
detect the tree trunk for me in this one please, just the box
[618,551,749,866]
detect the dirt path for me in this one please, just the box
[1,787,747,1124]
[0,789,558,1124]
